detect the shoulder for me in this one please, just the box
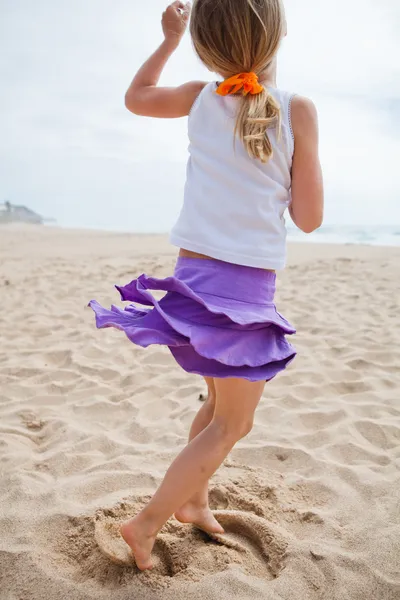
[291,96,319,136]
[177,81,210,115]
[179,80,209,102]
[179,80,209,95]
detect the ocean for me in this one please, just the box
[12,221,400,248]
[286,225,400,247]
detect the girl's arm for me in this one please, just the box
[125,1,206,118]
[290,96,324,233]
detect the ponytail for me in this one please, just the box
[235,89,281,163]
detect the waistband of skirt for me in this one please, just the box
[174,257,277,304]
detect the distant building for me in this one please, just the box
[0,201,52,225]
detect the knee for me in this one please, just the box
[236,417,254,439]
[213,415,254,443]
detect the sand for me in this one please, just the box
[0,225,399,600]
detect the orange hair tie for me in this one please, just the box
[216,72,264,97]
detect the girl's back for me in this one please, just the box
[171,83,295,269]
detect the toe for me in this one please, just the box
[137,559,154,572]
[208,521,225,534]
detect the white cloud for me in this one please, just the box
[0,0,399,230]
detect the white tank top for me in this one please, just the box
[170,82,295,270]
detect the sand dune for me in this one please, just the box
[0,225,399,600]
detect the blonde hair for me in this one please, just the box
[190,0,284,163]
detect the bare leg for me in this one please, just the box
[175,377,224,534]
[121,378,265,570]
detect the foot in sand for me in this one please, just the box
[120,518,157,571]
[175,502,225,535]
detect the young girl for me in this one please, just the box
[90,0,323,571]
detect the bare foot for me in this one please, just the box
[175,503,225,535]
[120,518,157,571]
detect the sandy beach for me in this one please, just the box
[0,225,399,600]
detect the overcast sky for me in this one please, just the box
[0,0,399,231]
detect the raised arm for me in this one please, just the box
[290,96,324,233]
[125,1,206,119]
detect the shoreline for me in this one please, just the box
[2,221,400,250]
[2,223,400,263]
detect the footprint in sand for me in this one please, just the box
[94,520,135,567]
[94,518,193,576]
[213,510,288,577]
[95,510,288,578]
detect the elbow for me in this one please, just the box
[124,90,141,115]
[290,203,324,234]
[292,212,323,234]
[300,220,323,234]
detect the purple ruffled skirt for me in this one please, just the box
[89,257,296,382]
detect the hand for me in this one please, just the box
[162,1,191,48]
